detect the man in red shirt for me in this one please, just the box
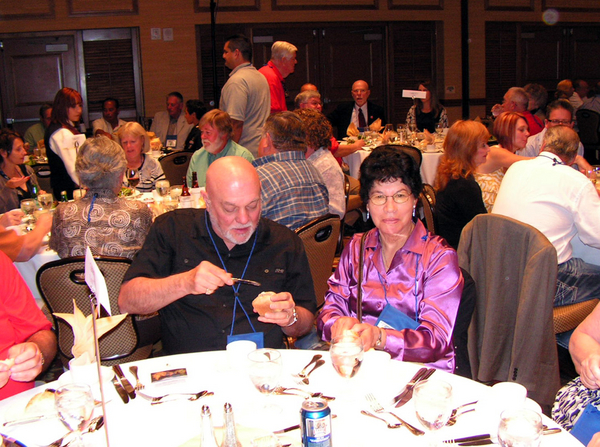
[500,87,544,136]
[259,41,298,114]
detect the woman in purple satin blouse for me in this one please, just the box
[317,146,463,372]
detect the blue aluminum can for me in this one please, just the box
[300,398,332,447]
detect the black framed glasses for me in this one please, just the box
[547,119,573,125]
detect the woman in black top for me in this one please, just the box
[183,99,207,153]
[406,81,449,133]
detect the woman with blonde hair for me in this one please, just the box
[434,120,490,249]
[474,112,530,212]
[117,121,164,192]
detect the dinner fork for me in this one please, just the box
[137,390,213,405]
[128,365,144,390]
[365,393,425,436]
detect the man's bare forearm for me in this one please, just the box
[27,330,57,372]
[119,273,193,314]
[282,306,314,338]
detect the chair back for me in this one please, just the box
[395,145,423,168]
[457,214,560,406]
[159,151,193,185]
[295,214,341,309]
[416,183,436,234]
[36,256,152,367]
[576,109,600,145]
[452,268,476,379]
[33,164,52,196]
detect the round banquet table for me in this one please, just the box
[0,350,583,447]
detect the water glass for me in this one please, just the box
[156,179,170,198]
[55,383,95,447]
[330,332,363,379]
[247,349,282,414]
[170,186,182,201]
[38,193,54,211]
[20,199,37,227]
[497,408,542,447]
[414,379,453,446]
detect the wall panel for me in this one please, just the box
[68,0,137,16]
[0,0,54,20]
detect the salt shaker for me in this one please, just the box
[220,402,242,447]
[200,405,219,447]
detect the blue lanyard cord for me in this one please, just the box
[204,214,259,335]
[87,193,98,223]
[376,250,420,323]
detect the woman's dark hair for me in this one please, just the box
[0,129,23,164]
[415,80,442,117]
[359,145,423,204]
[185,99,207,120]
[51,87,82,128]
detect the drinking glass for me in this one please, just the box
[126,168,140,189]
[497,408,543,447]
[435,122,445,137]
[170,186,182,201]
[20,199,37,228]
[155,179,170,199]
[38,193,54,212]
[247,348,282,414]
[414,379,453,446]
[330,332,364,380]
[55,383,95,447]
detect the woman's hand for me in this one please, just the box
[579,353,600,390]
[5,176,30,189]
[352,323,384,351]
[330,316,360,340]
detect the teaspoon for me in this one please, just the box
[360,410,403,429]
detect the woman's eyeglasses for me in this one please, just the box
[369,192,411,206]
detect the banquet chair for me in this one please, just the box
[36,256,155,368]
[453,268,476,379]
[416,183,436,234]
[33,164,52,196]
[295,214,341,309]
[458,214,560,407]
[159,151,193,185]
[576,109,600,164]
[553,299,599,334]
[392,144,422,168]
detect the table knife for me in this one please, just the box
[113,364,136,399]
[111,376,130,404]
[395,367,435,408]
[392,367,431,406]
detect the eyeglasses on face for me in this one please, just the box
[369,192,411,206]
[547,119,572,125]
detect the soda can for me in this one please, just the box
[300,398,332,447]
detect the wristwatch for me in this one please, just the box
[284,307,298,327]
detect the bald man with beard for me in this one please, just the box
[119,156,316,354]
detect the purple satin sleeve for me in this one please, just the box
[317,221,463,372]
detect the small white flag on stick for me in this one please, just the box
[84,247,112,316]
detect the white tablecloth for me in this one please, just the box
[0,350,583,447]
[344,149,443,186]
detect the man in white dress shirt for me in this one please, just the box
[150,92,194,151]
[493,125,600,308]
[92,98,126,140]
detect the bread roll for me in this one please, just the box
[25,389,56,414]
[252,291,279,316]
[0,358,14,369]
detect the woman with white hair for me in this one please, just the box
[117,121,165,192]
[49,136,152,259]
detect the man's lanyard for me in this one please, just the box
[204,215,259,335]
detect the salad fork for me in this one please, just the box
[365,393,424,436]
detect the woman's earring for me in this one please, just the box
[366,210,370,220]
[413,206,416,218]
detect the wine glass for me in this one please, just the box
[330,332,364,379]
[498,408,543,447]
[414,379,453,446]
[247,348,282,414]
[435,122,445,137]
[38,193,54,212]
[20,199,37,229]
[55,384,95,447]
[156,179,170,199]
[126,168,140,189]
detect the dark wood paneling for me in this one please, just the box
[542,0,600,12]
[485,22,518,116]
[194,0,259,13]
[485,0,533,11]
[272,0,377,11]
[388,0,443,10]
[0,0,54,20]
[68,0,137,17]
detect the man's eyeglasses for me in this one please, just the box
[369,192,411,206]
[547,119,573,125]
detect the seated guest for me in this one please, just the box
[23,103,52,151]
[186,109,254,188]
[494,126,600,308]
[317,147,462,372]
[406,80,449,133]
[434,120,489,249]
[92,98,125,140]
[295,108,345,218]
[183,100,207,153]
[253,111,329,230]
[553,304,600,444]
[327,80,386,140]
[474,112,529,212]
[524,83,548,122]
[0,129,42,214]
[496,87,544,136]
[581,82,600,115]
[0,250,56,400]
[119,156,316,354]
[0,210,52,262]
[50,136,152,259]
[150,92,194,151]
[117,122,165,192]
[45,87,84,200]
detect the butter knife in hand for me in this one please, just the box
[394,367,436,408]
[113,364,136,399]
[111,376,130,404]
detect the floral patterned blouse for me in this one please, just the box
[474,168,505,213]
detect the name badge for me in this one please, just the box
[375,303,419,331]
[165,135,177,148]
[228,332,264,349]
